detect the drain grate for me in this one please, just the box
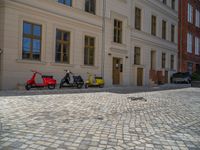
[127,97,147,102]
[95,116,104,120]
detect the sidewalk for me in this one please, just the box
[0,84,191,97]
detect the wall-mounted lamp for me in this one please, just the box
[108,53,112,56]
[125,56,128,59]
[0,49,3,54]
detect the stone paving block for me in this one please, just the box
[0,87,200,150]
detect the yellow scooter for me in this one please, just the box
[85,72,105,88]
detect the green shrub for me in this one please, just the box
[192,71,200,81]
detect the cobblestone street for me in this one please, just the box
[0,86,200,150]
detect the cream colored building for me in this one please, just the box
[0,0,178,90]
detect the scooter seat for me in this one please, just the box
[95,77,103,79]
[42,75,53,78]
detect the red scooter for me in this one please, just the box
[25,70,57,90]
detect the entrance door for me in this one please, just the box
[165,71,168,83]
[196,64,200,72]
[113,58,120,85]
[137,68,143,86]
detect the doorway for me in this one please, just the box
[137,68,143,86]
[196,64,200,72]
[150,50,156,70]
[113,57,121,85]
[165,71,168,83]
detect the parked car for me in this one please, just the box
[171,72,191,84]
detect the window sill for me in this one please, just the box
[111,42,127,48]
[50,62,74,67]
[80,65,99,69]
[16,59,46,65]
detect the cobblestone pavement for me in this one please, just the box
[0,87,200,150]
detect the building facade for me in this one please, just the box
[0,0,178,90]
[178,0,200,73]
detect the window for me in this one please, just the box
[195,37,200,55]
[170,55,174,70]
[85,0,96,14]
[114,19,123,44]
[188,3,193,23]
[162,53,166,68]
[135,7,141,30]
[196,9,200,27]
[162,20,167,40]
[84,36,95,66]
[187,32,193,53]
[58,0,72,6]
[134,47,141,65]
[171,24,175,42]
[171,0,175,10]
[22,21,42,60]
[55,29,70,63]
[151,15,157,36]
[162,0,166,4]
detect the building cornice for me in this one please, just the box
[140,0,178,20]
[131,32,178,52]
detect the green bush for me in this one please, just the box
[192,71,200,81]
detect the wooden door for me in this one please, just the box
[113,58,120,85]
[137,68,143,86]
[165,71,168,83]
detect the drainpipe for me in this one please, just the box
[179,0,182,72]
[101,0,106,78]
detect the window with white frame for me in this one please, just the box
[188,3,193,23]
[195,37,200,55]
[196,9,200,27]
[187,32,193,53]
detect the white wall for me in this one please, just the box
[1,0,103,89]
[131,0,178,85]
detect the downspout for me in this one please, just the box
[101,0,106,78]
[0,3,5,90]
[179,0,182,72]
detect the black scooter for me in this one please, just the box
[59,70,84,89]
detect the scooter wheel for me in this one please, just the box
[85,84,88,89]
[77,84,83,89]
[99,84,104,88]
[48,84,56,90]
[25,84,31,91]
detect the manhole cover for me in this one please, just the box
[127,97,147,102]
